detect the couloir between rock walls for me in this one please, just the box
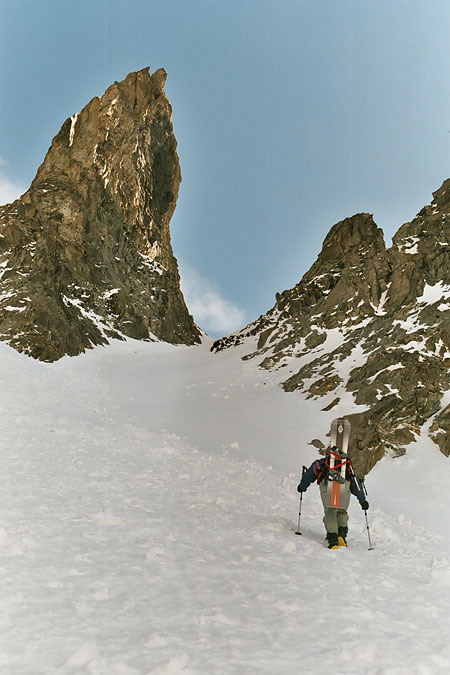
[0,68,448,477]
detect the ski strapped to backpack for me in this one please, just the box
[324,418,353,509]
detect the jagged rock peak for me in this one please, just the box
[393,178,450,249]
[123,66,168,99]
[0,68,201,360]
[431,177,450,210]
[318,213,386,263]
[212,183,450,475]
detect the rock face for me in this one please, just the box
[213,182,450,475]
[0,68,201,360]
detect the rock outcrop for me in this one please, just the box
[213,182,450,475]
[0,68,201,361]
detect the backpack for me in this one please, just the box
[317,446,353,485]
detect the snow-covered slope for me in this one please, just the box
[1,338,450,674]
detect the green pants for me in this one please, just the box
[322,506,349,534]
[319,481,349,534]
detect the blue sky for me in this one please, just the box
[1,0,449,336]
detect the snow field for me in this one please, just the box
[146,437,450,675]
[1,339,450,673]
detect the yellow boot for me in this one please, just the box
[338,527,348,547]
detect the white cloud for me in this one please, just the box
[0,177,24,205]
[0,158,25,206]
[180,265,247,336]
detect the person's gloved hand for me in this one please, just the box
[297,484,307,493]
[360,500,369,510]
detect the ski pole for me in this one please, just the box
[360,479,374,550]
[295,466,307,535]
[365,510,373,550]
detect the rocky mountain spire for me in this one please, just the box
[213,185,450,475]
[0,68,201,361]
